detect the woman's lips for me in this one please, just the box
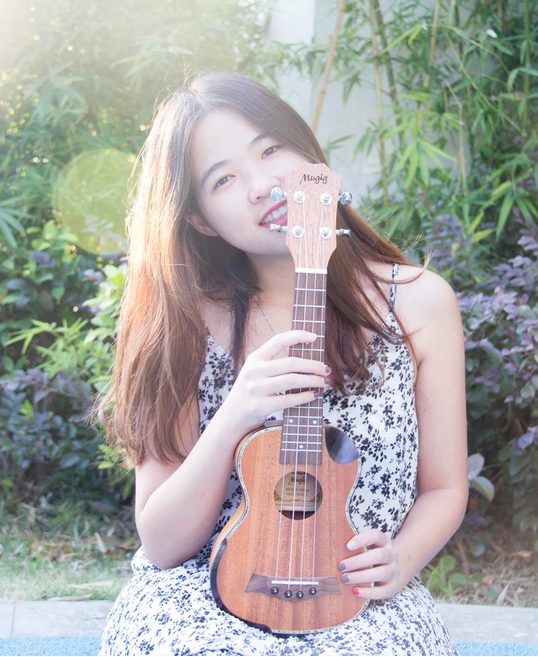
[259,200,288,227]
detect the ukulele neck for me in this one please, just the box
[281,269,327,466]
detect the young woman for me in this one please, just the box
[99,72,468,655]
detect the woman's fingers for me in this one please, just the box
[219,329,330,436]
[338,530,401,599]
[240,330,330,396]
[254,330,319,360]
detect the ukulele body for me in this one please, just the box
[209,423,367,634]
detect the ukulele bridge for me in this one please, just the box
[246,573,341,601]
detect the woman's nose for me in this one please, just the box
[247,171,279,204]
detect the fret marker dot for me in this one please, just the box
[299,444,304,449]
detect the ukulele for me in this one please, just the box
[209,163,367,634]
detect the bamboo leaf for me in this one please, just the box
[468,209,485,233]
[379,24,425,55]
[490,180,513,202]
[519,66,538,77]
[422,141,456,164]
[396,140,416,171]
[406,147,419,188]
[419,150,430,186]
[496,192,514,239]
[507,68,520,91]
[471,228,495,243]
[517,197,538,220]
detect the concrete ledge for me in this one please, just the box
[0,605,14,639]
[0,600,537,647]
[0,601,113,638]
[437,603,538,645]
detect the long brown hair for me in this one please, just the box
[99,72,410,465]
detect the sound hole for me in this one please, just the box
[274,471,323,520]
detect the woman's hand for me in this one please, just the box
[216,330,330,440]
[338,529,401,600]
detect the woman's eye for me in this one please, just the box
[214,175,233,189]
[262,145,280,158]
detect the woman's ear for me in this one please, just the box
[187,211,218,237]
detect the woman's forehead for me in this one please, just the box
[190,110,268,184]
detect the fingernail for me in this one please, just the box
[338,562,346,571]
[352,588,361,596]
[341,574,350,583]
[324,365,331,375]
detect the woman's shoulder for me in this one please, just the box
[394,264,463,366]
[395,264,459,318]
[364,261,457,314]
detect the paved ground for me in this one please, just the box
[0,600,537,645]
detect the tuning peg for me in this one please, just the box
[336,229,351,237]
[269,224,288,233]
[270,187,287,203]
[338,192,353,205]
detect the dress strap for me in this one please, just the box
[389,263,399,311]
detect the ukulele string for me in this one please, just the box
[298,272,309,593]
[310,201,328,588]
[286,198,307,594]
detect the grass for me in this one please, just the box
[1,492,536,607]
[0,495,137,602]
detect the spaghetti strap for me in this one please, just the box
[389,263,399,311]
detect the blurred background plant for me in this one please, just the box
[258,0,537,600]
[0,0,268,508]
[0,0,536,604]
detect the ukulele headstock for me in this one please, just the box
[277,163,345,272]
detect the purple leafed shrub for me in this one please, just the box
[426,216,538,539]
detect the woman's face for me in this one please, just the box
[189,109,310,260]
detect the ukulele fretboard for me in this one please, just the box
[281,270,327,465]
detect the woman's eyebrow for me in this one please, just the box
[199,133,271,190]
[200,160,228,190]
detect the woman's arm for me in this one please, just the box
[135,330,329,570]
[339,269,469,597]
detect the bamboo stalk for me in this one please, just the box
[371,0,403,149]
[424,1,441,89]
[446,80,468,200]
[312,0,347,134]
[522,0,531,134]
[369,0,388,206]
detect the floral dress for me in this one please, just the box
[100,266,457,656]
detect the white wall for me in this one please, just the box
[267,0,384,202]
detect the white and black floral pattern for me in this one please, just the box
[100,266,457,656]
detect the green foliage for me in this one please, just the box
[426,213,538,546]
[0,262,126,497]
[258,0,537,550]
[0,0,268,244]
[0,0,267,503]
[261,0,538,246]
[422,555,472,598]
[468,453,495,502]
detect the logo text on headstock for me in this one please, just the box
[301,173,328,185]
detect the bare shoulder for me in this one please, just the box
[366,262,459,323]
[396,265,459,319]
[395,265,463,363]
